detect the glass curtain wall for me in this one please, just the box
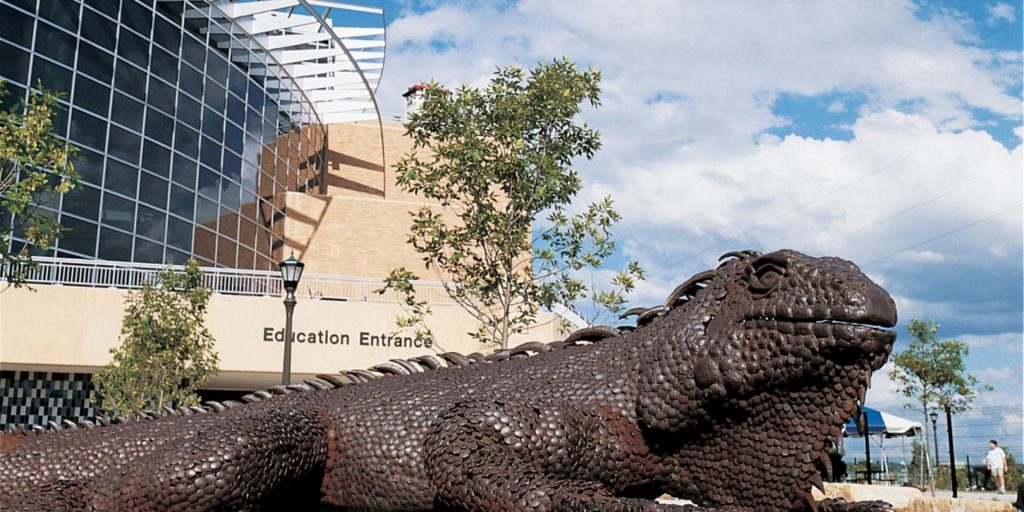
[0,0,326,270]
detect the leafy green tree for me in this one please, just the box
[0,81,79,286]
[889,318,991,489]
[93,260,219,417]
[380,58,643,349]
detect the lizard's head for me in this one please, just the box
[698,248,896,396]
[636,249,897,509]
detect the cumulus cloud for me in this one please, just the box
[378,2,1023,341]
[961,332,1023,350]
[987,3,1017,25]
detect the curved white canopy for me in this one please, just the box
[181,0,385,124]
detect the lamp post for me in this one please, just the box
[930,411,940,484]
[279,254,305,385]
[944,406,959,497]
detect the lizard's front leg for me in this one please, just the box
[424,399,684,512]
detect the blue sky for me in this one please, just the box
[334,0,1023,466]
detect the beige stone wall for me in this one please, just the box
[285,120,445,278]
[0,285,559,391]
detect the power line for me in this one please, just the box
[659,99,1023,272]
[861,203,1023,267]
[809,164,1017,252]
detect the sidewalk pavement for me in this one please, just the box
[932,489,1016,503]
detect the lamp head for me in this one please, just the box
[279,254,305,293]
[929,411,938,425]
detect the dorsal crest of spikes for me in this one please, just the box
[1,251,758,436]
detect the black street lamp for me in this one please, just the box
[279,253,305,385]
[929,411,940,477]
[944,406,959,497]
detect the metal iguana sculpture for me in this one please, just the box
[0,249,897,511]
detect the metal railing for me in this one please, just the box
[5,257,455,305]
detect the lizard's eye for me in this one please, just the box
[749,255,787,297]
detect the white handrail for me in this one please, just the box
[4,257,454,305]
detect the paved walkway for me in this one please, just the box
[931,489,1017,502]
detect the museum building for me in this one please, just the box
[0,0,559,428]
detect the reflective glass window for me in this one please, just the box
[222,149,241,182]
[227,67,246,99]
[194,196,217,226]
[84,0,119,18]
[98,226,132,260]
[114,60,146,99]
[0,41,30,84]
[39,1,78,33]
[178,62,203,99]
[193,226,215,261]
[135,204,165,242]
[168,183,194,219]
[104,159,138,198]
[245,107,261,138]
[147,76,175,115]
[181,33,205,69]
[101,193,135,231]
[203,79,225,112]
[224,122,243,155]
[226,92,244,126]
[247,81,263,110]
[145,107,173,145]
[166,215,192,251]
[243,134,260,165]
[62,183,101,221]
[108,125,141,164]
[151,47,179,84]
[134,237,163,263]
[0,3,34,48]
[81,8,116,50]
[35,22,75,67]
[221,180,240,211]
[241,160,257,193]
[199,137,220,170]
[30,57,72,95]
[218,207,238,242]
[0,82,23,113]
[142,140,171,177]
[197,166,219,199]
[205,50,227,84]
[73,75,111,117]
[202,108,223,141]
[237,245,254,270]
[138,171,168,209]
[121,0,153,37]
[75,147,105,185]
[77,42,113,84]
[117,28,150,70]
[176,91,200,128]
[58,216,97,256]
[152,15,180,54]
[69,109,107,151]
[216,238,236,267]
[111,92,144,130]
[165,247,190,265]
[173,122,199,158]
[170,151,197,188]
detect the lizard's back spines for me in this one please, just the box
[2,256,744,434]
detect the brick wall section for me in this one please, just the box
[286,120,524,285]
[285,120,444,278]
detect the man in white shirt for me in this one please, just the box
[985,439,1008,494]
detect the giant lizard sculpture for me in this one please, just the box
[0,249,897,511]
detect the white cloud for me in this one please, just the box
[987,3,1017,25]
[379,2,1023,380]
[827,100,847,113]
[961,332,1023,350]
[866,367,911,410]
